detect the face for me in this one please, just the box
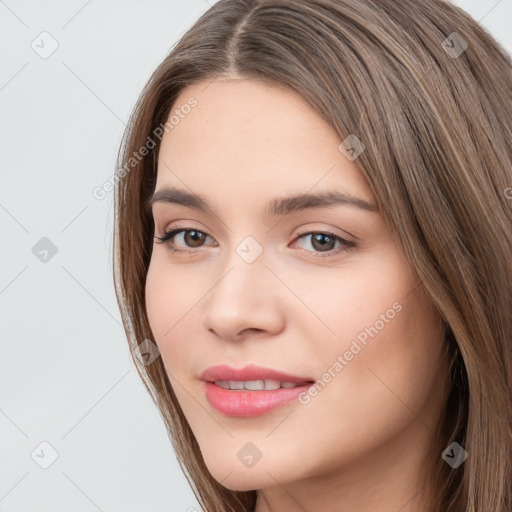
[145,77,450,499]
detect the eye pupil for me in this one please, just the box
[185,230,206,247]
[311,233,335,251]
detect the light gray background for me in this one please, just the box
[1,1,510,511]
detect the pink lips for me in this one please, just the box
[199,364,316,417]
[199,363,314,383]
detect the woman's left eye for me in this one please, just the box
[292,230,356,258]
[154,227,355,259]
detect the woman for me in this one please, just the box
[113,0,512,510]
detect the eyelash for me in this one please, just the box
[154,225,356,259]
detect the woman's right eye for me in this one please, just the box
[154,228,215,254]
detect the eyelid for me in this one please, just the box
[294,225,355,243]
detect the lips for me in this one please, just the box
[199,363,315,384]
[199,364,316,417]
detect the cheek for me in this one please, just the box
[144,259,204,378]
[145,257,196,337]
[301,252,445,416]
[145,262,167,337]
[320,286,446,431]
[281,252,414,352]
[144,260,186,362]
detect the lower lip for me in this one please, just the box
[203,381,313,417]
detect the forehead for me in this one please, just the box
[155,78,375,207]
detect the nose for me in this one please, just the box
[201,250,285,342]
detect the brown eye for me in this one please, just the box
[154,228,214,253]
[183,230,207,247]
[292,230,356,259]
[308,233,337,252]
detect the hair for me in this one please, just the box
[112,0,512,510]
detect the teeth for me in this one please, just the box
[244,380,265,390]
[213,379,304,390]
[263,379,281,390]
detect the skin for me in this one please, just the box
[145,76,451,512]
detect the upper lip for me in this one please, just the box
[199,364,315,383]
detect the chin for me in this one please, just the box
[219,478,260,492]
[204,460,283,491]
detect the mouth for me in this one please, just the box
[199,363,315,385]
[211,379,313,390]
[199,364,316,417]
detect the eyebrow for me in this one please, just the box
[146,186,379,216]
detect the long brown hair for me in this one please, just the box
[112,1,512,510]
